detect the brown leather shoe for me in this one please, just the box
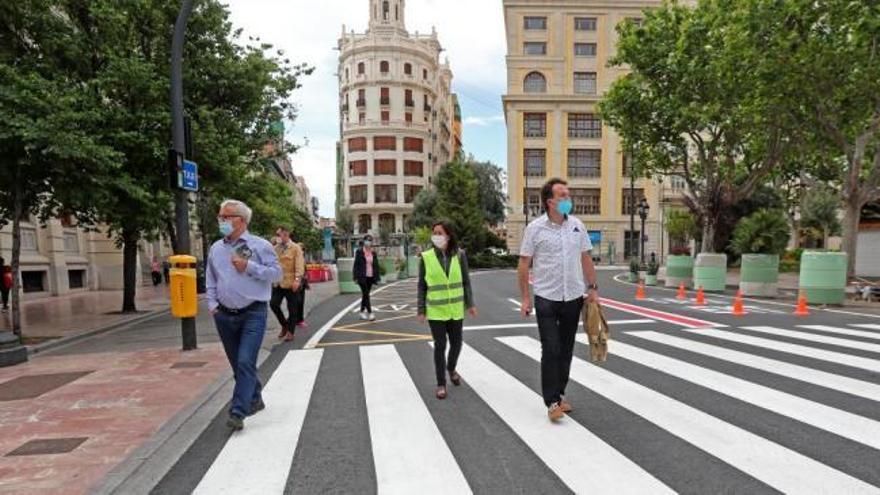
[283,331,295,342]
[436,386,447,400]
[449,371,462,386]
[560,397,573,413]
[277,324,288,340]
[548,402,565,422]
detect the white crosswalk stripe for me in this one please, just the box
[852,323,880,331]
[500,335,879,494]
[195,349,324,494]
[196,322,880,493]
[627,330,880,402]
[360,345,471,494]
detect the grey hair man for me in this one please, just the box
[206,199,282,430]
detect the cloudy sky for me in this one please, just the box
[223,0,508,217]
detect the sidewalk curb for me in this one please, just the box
[27,308,170,356]
[90,351,269,495]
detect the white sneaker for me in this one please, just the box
[359,311,369,320]
[368,312,376,321]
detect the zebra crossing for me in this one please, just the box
[194,321,880,494]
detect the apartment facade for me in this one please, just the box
[503,0,685,262]
[337,0,460,236]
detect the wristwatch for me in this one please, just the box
[587,283,599,291]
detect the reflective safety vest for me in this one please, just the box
[423,249,465,321]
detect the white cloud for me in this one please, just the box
[223,0,507,217]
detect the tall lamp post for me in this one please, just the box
[629,147,636,262]
[638,197,650,265]
[171,0,197,351]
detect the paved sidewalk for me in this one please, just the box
[0,279,339,495]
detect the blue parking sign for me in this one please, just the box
[180,160,198,192]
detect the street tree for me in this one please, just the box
[467,156,507,226]
[599,1,798,253]
[799,187,842,250]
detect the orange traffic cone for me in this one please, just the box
[695,286,706,306]
[676,282,687,300]
[794,290,810,316]
[636,282,646,300]
[732,290,746,316]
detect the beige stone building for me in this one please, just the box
[337,0,461,236]
[503,0,686,262]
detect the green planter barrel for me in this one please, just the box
[627,272,638,283]
[799,251,847,305]
[407,256,420,278]
[740,254,780,297]
[380,257,397,282]
[645,274,658,286]
[337,258,360,294]
[694,253,727,292]
[665,255,694,288]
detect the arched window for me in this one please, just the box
[524,71,547,93]
[404,63,412,75]
[379,214,396,233]
[382,1,389,20]
[358,62,365,75]
[380,61,389,73]
[358,215,372,233]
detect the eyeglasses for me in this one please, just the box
[217,215,241,221]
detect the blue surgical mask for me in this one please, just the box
[557,199,573,216]
[219,220,234,237]
[364,240,372,248]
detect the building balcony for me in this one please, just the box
[356,99,366,108]
[380,97,390,106]
[405,100,415,108]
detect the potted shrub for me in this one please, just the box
[730,209,791,297]
[628,258,640,283]
[646,259,660,286]
[664,210,697,288]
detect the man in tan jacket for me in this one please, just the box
[270,225,305,341]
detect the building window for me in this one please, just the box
[380,87,390,105]
[625,17,644,27]
[575,17,597,31]
[22,271,45,293]
[382,1,389,20]
[404,160,423,176]
[345,68,349,81]
[568,113,602,138]
[571,188,601,215]
[624,230,641,258]
[524,16,547,30]
[524,42,547,55]
[381,111,390,123]
[404,63,412,75]
[357,88,366,107]
[574,43,597,57]
[568,149,602,178]
[524,72,547,93]
[349,160,367,176]
[64,232,79,252]
[359,112,366,124]
[524,149,546,177]
[358,214,372,233]
[380,60,389,73]
[350,185,368,204]
[405,185,422,203]
[405,89,414,107]
[524,113,546,138]
[375,185,398,204]
[405,112,413,123]
[525,188,542,216]
[379,213,395,232]
[404,137,423,152]
[574,72,597,95]
[68,270,85,289]
[374,159,397,176]
[622,153,640,177]
[358,62,365,75]
[622,188,646,215]
[348,137,367,152]
[374,136,397,150]
[402,215,410,232]
[21,228,37,251]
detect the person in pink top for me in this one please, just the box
[353,234,381,321]
[150,257,162,286]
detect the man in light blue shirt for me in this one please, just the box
[207,199,282,431]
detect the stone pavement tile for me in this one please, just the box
[0,345,228,495]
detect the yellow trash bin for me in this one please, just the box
[169,255,198,318]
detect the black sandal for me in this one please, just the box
[449,371,462,386]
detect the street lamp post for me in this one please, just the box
[171,0,197,351]
[638,197,650,265]
[629,147,636,263]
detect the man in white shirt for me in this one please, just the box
[518,178,599,422]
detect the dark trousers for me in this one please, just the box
[429,319,464,386]
[213,303,266,418]
[294,286,306,325]
[151,271,162,286]
[270,287,298,329]
[535,295,584,407]
[358,278,375,313]
[0,286,8,309]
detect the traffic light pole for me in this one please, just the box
[171,0,197,351]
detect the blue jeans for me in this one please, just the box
[214,303,266,418]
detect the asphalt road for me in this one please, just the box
[154,269,880,494]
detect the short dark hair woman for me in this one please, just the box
[353,234,381,321]
[417,221,477,399]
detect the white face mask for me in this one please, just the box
[431,235,448,249]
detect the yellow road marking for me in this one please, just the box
[332,327,428,338]
[316,336,431,348]
[342,313,418,328]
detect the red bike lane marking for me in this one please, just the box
[600,297,725,329]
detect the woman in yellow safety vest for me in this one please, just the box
[417,221,477,399]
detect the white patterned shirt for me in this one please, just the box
[519,214,593,302]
